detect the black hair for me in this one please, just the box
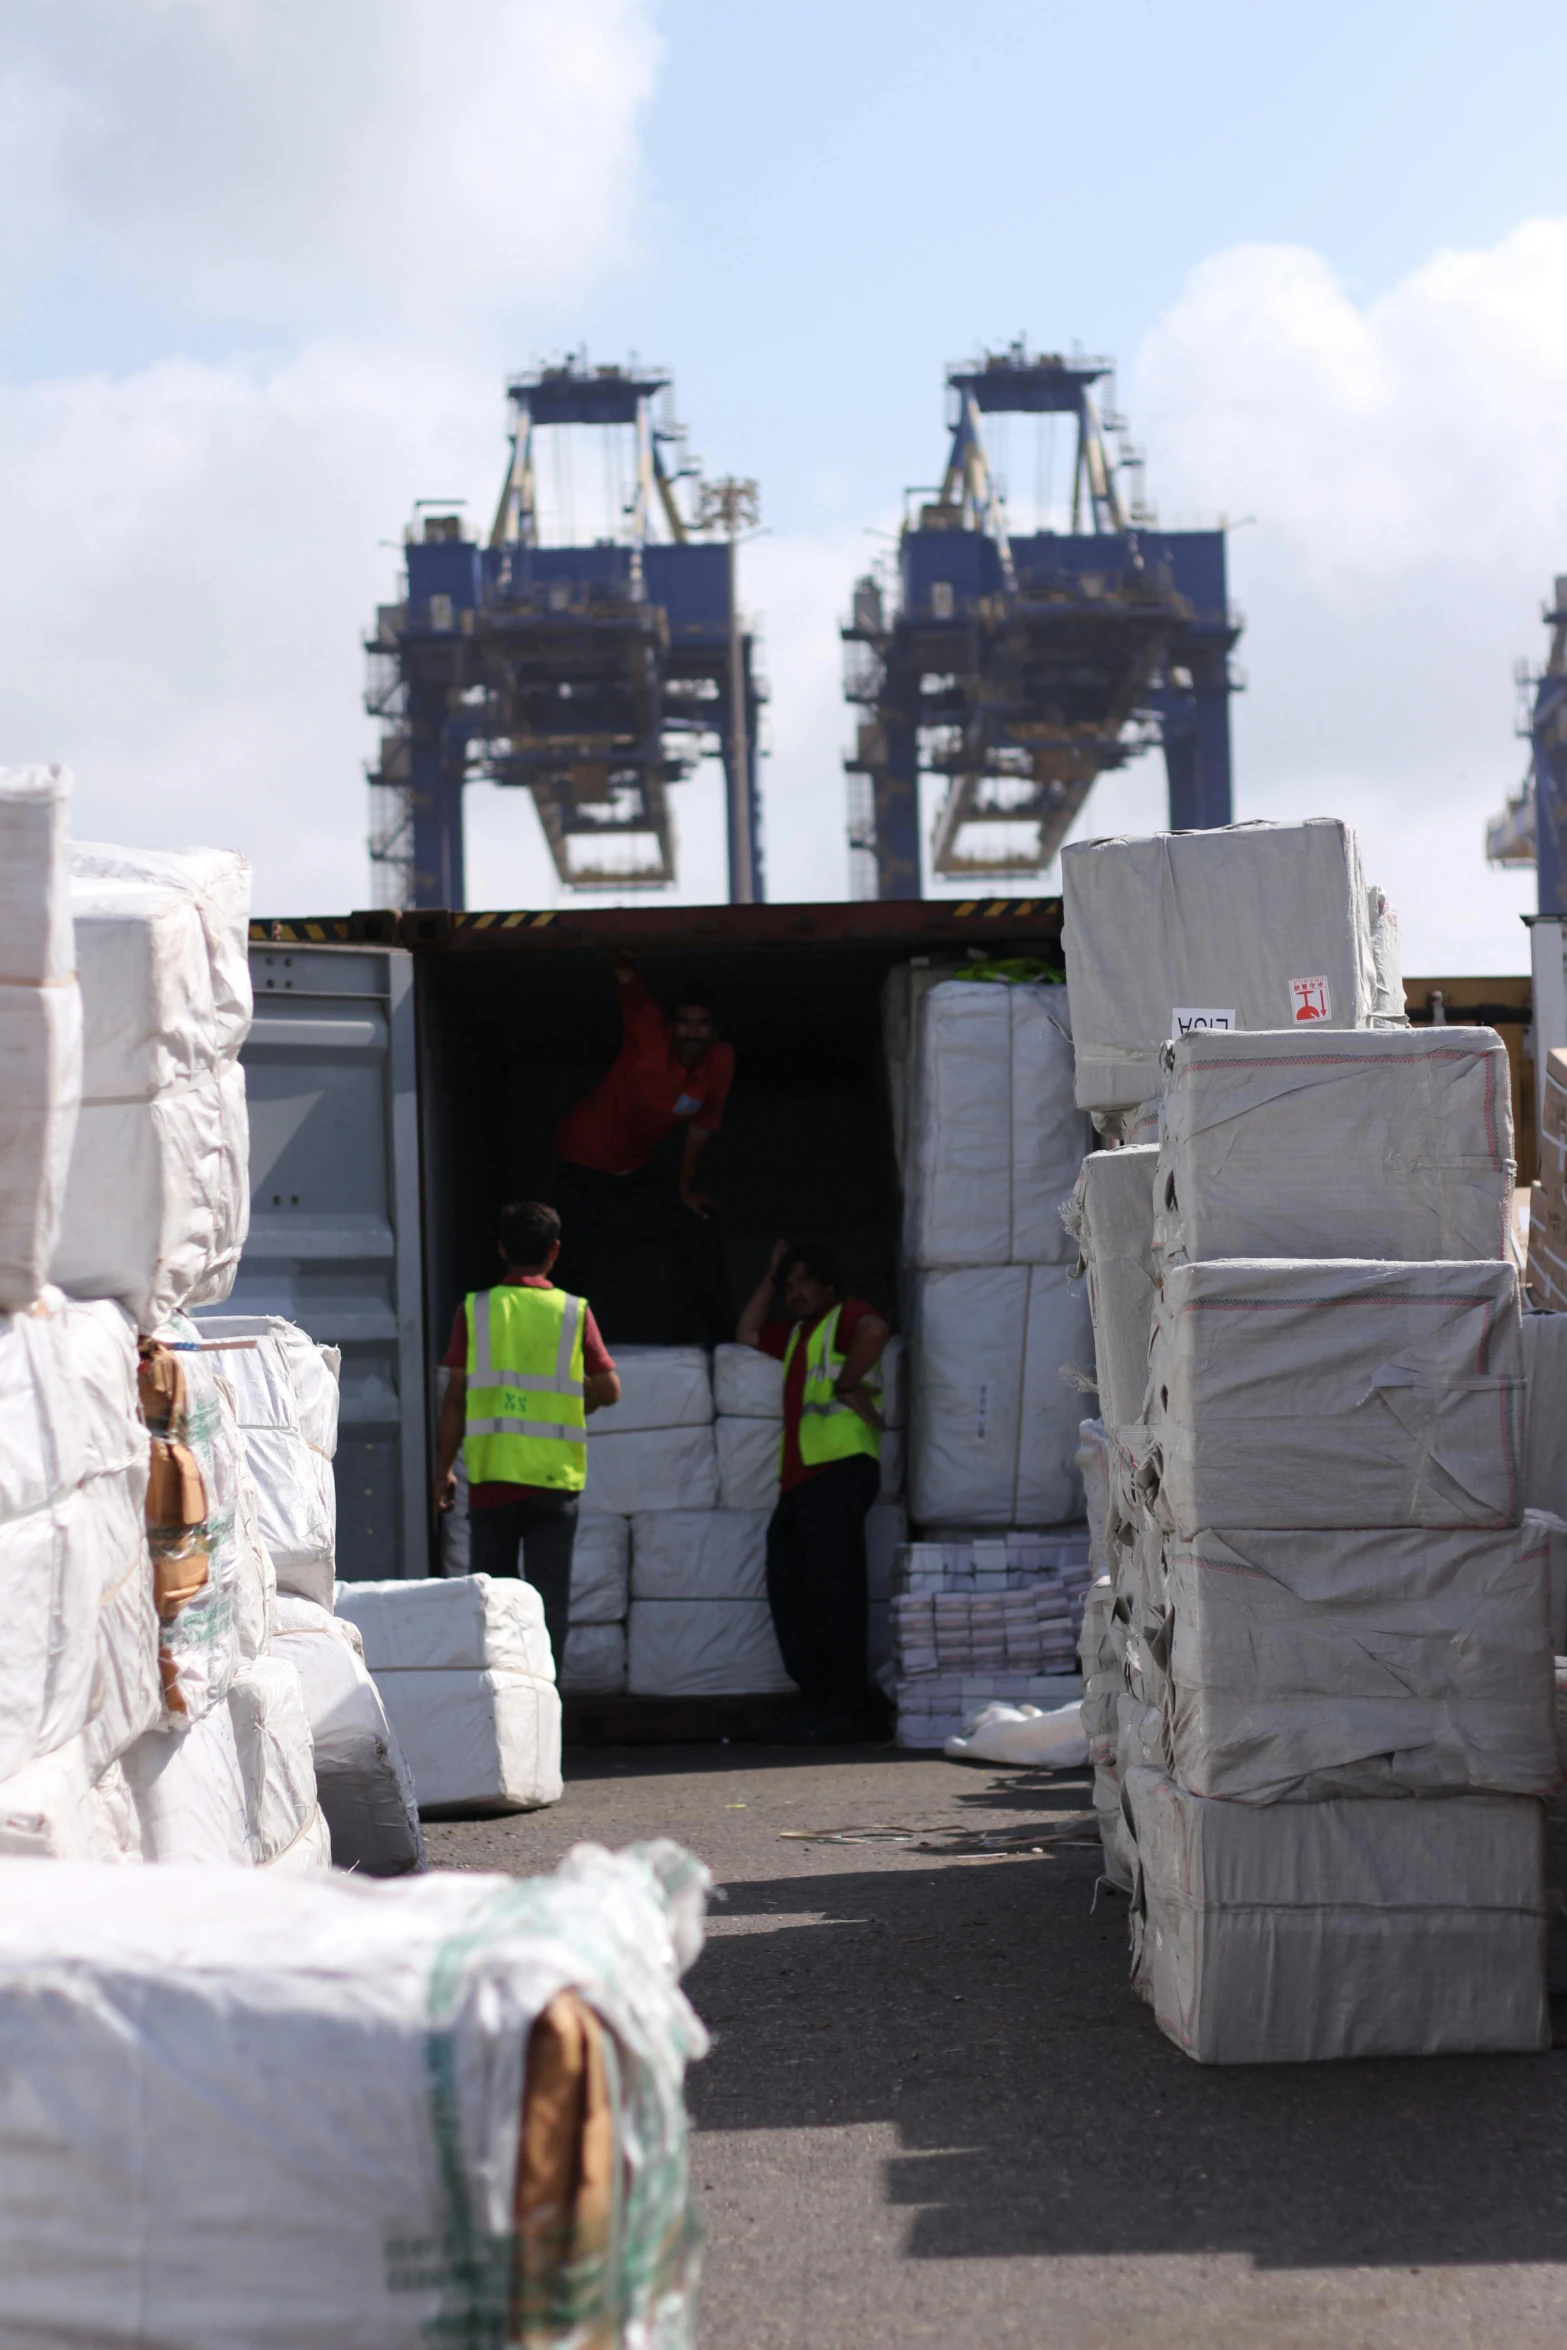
[498,1199,561,1269]
[779,1241,840,1293]
[672,979,718,1017]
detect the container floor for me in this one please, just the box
[428,1749,1567,2350]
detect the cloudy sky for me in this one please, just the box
[4,0,1566,968]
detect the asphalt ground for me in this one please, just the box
[429,1745,1567,2350]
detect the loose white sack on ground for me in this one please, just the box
[0,980,82,1314]
[335,1573,555,1680]
[0,764,74,984]
[588,1343,713,1433]
[631,1509,770,1602]
[560,1621,629,1694]
[1145,1256,1525,1535]
[227,1655,326,1870]
[1061,820,1382,1110]
[374,1667,563,1813]
[271,1595,424,1877]
[0,1840,708,2350]
[909,1263,1092,1528]
[628,1598,795,1696]
[1156,1025,1514,1264]
[585,1422,719,1515]
[1063,1147,1158,1432]
[1125,1765,1548,2063]
[713,1343,785,1418]
[944,1700,1088,1767]
[570,1512,630,1623]
[122,1704,251,1866]
[1161,1517,1561,1801]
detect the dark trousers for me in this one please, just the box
[764,1454,880,1716]
[467,1491,578,1675]
[553,1155,734,1347]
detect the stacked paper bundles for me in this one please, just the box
[336,1575,562,1814]
[0,767,81,1311]
[53,845,252,1332]
[890,1528,1092,1747]
[1528,1046,1567,1308]
[902,981,1092,1528]
[1117,1017,1553,2062]
[0,1840,708,2350]
[1060,818,1401,1117]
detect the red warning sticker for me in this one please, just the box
[1290,976,1332,1022]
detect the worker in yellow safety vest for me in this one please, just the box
[435,1199,621,1671]
[735,1238,892,1743]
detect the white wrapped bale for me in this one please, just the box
[715,1415,779,1511]
[628,1598,794,1697]
[630,1509,769,1601]
[0,982,81,1315]
[227,1655,327,1870]
[335,1574,555,1680]
[229,1463,278,1664]
[909,1263,1093,1527]
[1063,1147,1157,1433]
[375,1668,562,1815]
[1145,1257,1525,1536]
[0,764,74,985]
[1157,1025,1514,1265]
[0,1737,142,1861]
[188,1315,339,1607]
[1061,819,1383,1111]
[271,1596,424,1877]
[1160,1517,1561,1802]
[585,1422,718,1515]
[569,1513,630,1624]
[54,851,252,1330]
[122,1704,251,1866]
[713,1342,784,1418]
[0,1842,707,2350]
[1523,1312,1567,1525]
[587,1343,712,1433]
[1126,1766,1548,2063]
[561,1622,629,1694]
[903,982,1084,1269]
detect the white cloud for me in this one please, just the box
[1132,221,1567,970]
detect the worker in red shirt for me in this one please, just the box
[552,949,735,1344]
[434,1199,621,1671]
[736,1238,892,1743]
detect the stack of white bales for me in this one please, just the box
[1069,835,1556,2060]
[901,978,1093,1529]
[335,1574,562,1814]
[580,1344,719,1695]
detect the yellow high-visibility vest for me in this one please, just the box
[463,1284,586,1491]
[783,1304,881,1471]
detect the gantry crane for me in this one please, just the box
[842,343,1242,897]
[366,359,764,909]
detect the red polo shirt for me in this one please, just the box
[443,1276,615,1509]
[553,973,734,1175]
[757,1298,886,1493]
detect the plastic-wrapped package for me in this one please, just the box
[1061,820,1384,1110]
[138,1322,242,1724]
[569,1513,630,1624]
[229,1461,278,1664]
[1126,1765,1548,2063]
[68,842,252,1063]
[713,1343,785,1418]
[0,1840,709,2350]
[630,1509,770,1601]
[0,764,74,984]
[561,1622,629,1694]
[0,780,82,1310]
[909,1263,1093,1527]
[1063,1147,1157,1432]
[902,982,1084,1269]
[1145,1257,1525,1536]
[271,1596,424,1877]
[122,1703,251,1865]
[335,1574,555,1681]
[585,1423,719,1516]
[1156,1026,1514,1265]
[628,1598,794,1696]
[227,1655,327,1870]
[587,1345,712,1434]
[375,1668,563,1814]
[192,1315,339,1607]
[1160,1516,1561,1802]
[0,1736,129,1860]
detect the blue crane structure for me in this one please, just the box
[366,360,764,910]
[1486,575,1567,910]
[842,344,1242,897]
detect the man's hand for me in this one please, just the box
[610,947,636,985]
[435,1465,458,1514]
[680,1186,719,1220]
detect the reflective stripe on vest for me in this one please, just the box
[463,1284,587,1490]
[782,1304,881,1472]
